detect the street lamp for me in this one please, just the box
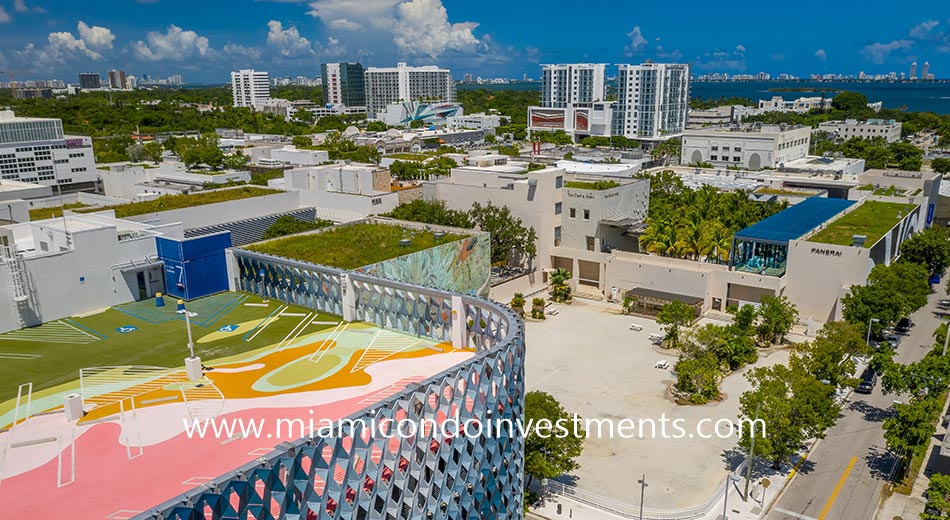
[637,474,648,520]
[723,474,741,519]
[866,318,880,345]
[178,300,202,381]
[942,317,950,356]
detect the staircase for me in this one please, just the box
[1,245,28,303]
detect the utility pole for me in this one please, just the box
[744,401,761,501]
[943,317,949,356]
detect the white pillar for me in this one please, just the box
[451,295,466,350]
[185,356,203,381]
[63,393,83,421]
[341,273,356,322]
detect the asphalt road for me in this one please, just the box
[767,283,947,520]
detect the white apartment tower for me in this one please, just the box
[231,69,271,108]
[0,110,97,188]
[613,63,690,140]
[363,63,455,116]
[540,64,607,108]
[922,61,930,79]
[910,61,918,80]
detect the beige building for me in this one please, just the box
[818,119,902,143]
[682,125,811,170]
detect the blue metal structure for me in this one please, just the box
[734,197,856,244]
[156,232,232,301]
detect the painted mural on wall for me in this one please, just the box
[358,233,491,297]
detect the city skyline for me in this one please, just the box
[0,0,948,82]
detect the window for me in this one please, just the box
[554,226,562,246]
[710,155,718,161]
[586,236,595,251]
[555,176,563,188]
[569,208,576,219]
[583,209,590,220]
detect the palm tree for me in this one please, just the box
[510,292,526,317]
[705,223,733,264]
[531,297,546,319]
[549,268,573,303]
[640,220,678,257]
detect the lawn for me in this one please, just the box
[0,292,337,400]
[29,202,91,221]
[74,186,280,218]
[564,180,621,190]
[386,153,430,161]
[808,201,917,247]
[245,222,465,269]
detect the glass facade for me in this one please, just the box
[730,239,789,277]
[0,119,64,145]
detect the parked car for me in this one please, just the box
[884,334,901,349]
[939,299,950,309]
[895,317,912,334]
[629,323,643,332]
[654,360,670,369]
[648,333,664,345]
[855,368,878,394]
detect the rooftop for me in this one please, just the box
[75,186,281,218]
[808,201,917,247]
[735,197,856,244]
[564,180,621,190]
[244,221,467,270]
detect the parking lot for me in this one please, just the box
[524,299,791,509]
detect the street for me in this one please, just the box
[767,283,948,520]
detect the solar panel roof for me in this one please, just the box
[734,197,856,243]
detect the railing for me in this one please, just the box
[137,250,527,520]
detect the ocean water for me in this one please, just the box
[457,80,950,114]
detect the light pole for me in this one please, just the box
[943,317,950,356]
[178,300,202,381]
[866,317,879,345]
[637,474,647,520]
[743,401,761,501]
[723,474,741,519]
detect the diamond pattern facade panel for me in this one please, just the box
[140,251,525,520]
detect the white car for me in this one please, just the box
[628,323,643,331]
[654,360,670,369]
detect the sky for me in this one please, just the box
[0,0,948,83]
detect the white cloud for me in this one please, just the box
[815,48,827,61]
[13,0,27,12]
[223,43,262,61]
[77,21,115,52]
[329,18,361,30]
[133,25,210,61]
[861,40,912,64]
[735,44,746,53]
[325,36,346,56]
[266,20,313,56]
[910,20,939,39]
[655,45,682,61]
[392,0,479,57]
[0,6,10,23]
[624,26,647,56]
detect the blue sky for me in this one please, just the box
[0,0,948,82]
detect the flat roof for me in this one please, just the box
[735,197,856,243]
[808,201,917,247]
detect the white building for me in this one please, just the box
[447,112,502,133]
[817,119,903,143]
[0,110,97,189]
[527,102,615,141]
[269,146,331,166]
[613,63,690,141]
[281,163,399,222]
[681,124,811,170]
[363,63,454,117]
[539,64,607,108]
[231,69,271,109]
[758,96,832,113]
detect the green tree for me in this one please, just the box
[223,151,249,170]
[548,268,572,303]
[791,321,868,388]
[888,141,923,171]
[292,135,313,148]
[932,157,950,174]
[142,141,164,163]
[673,351,721,404]
[469,202,537,265]
[510,293,526,317]
[883,397,940,460]
[831,91,870,115]
[523,391,585,487]
[739,363,840,468]
[899,226,950,275]
[687,323,757,372]
[729,304,758,336]
[382,199,474,229]
[656,300,695,347]
[756,295,798,345]
[365,121,387,132]
[842,262,930,332]
[923,473,950,520]
[621,295,637,315]
[531,297,547,320]
[126,143,146,162]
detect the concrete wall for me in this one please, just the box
[783,240,870,323]
[121,189,301,229]
[298,189,399,222]
[0,199,29,223]
[560,179,649,251]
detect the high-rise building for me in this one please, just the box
[108,69,127,90]
[910,61,918,80]
[463,73,474,83]
[77,72,101,90]
[230,69,270,108]
[363,62,454,116]
[539,63,607,108]
[613,63,690,140]
[922,61,930,80]
[168,74,185,85]
[126,75,137,90]
[0,109,96,188]
[320,62,366,107]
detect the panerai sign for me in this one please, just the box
[810,247,842,257]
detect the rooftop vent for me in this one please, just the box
[399,238,411,248]
[852,234,867,247]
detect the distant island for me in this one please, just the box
[768,87,844,93]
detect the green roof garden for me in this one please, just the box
[564,180,621,190]
[808,201,917,247]
[245,222,466,270]
[75,187,281,218]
